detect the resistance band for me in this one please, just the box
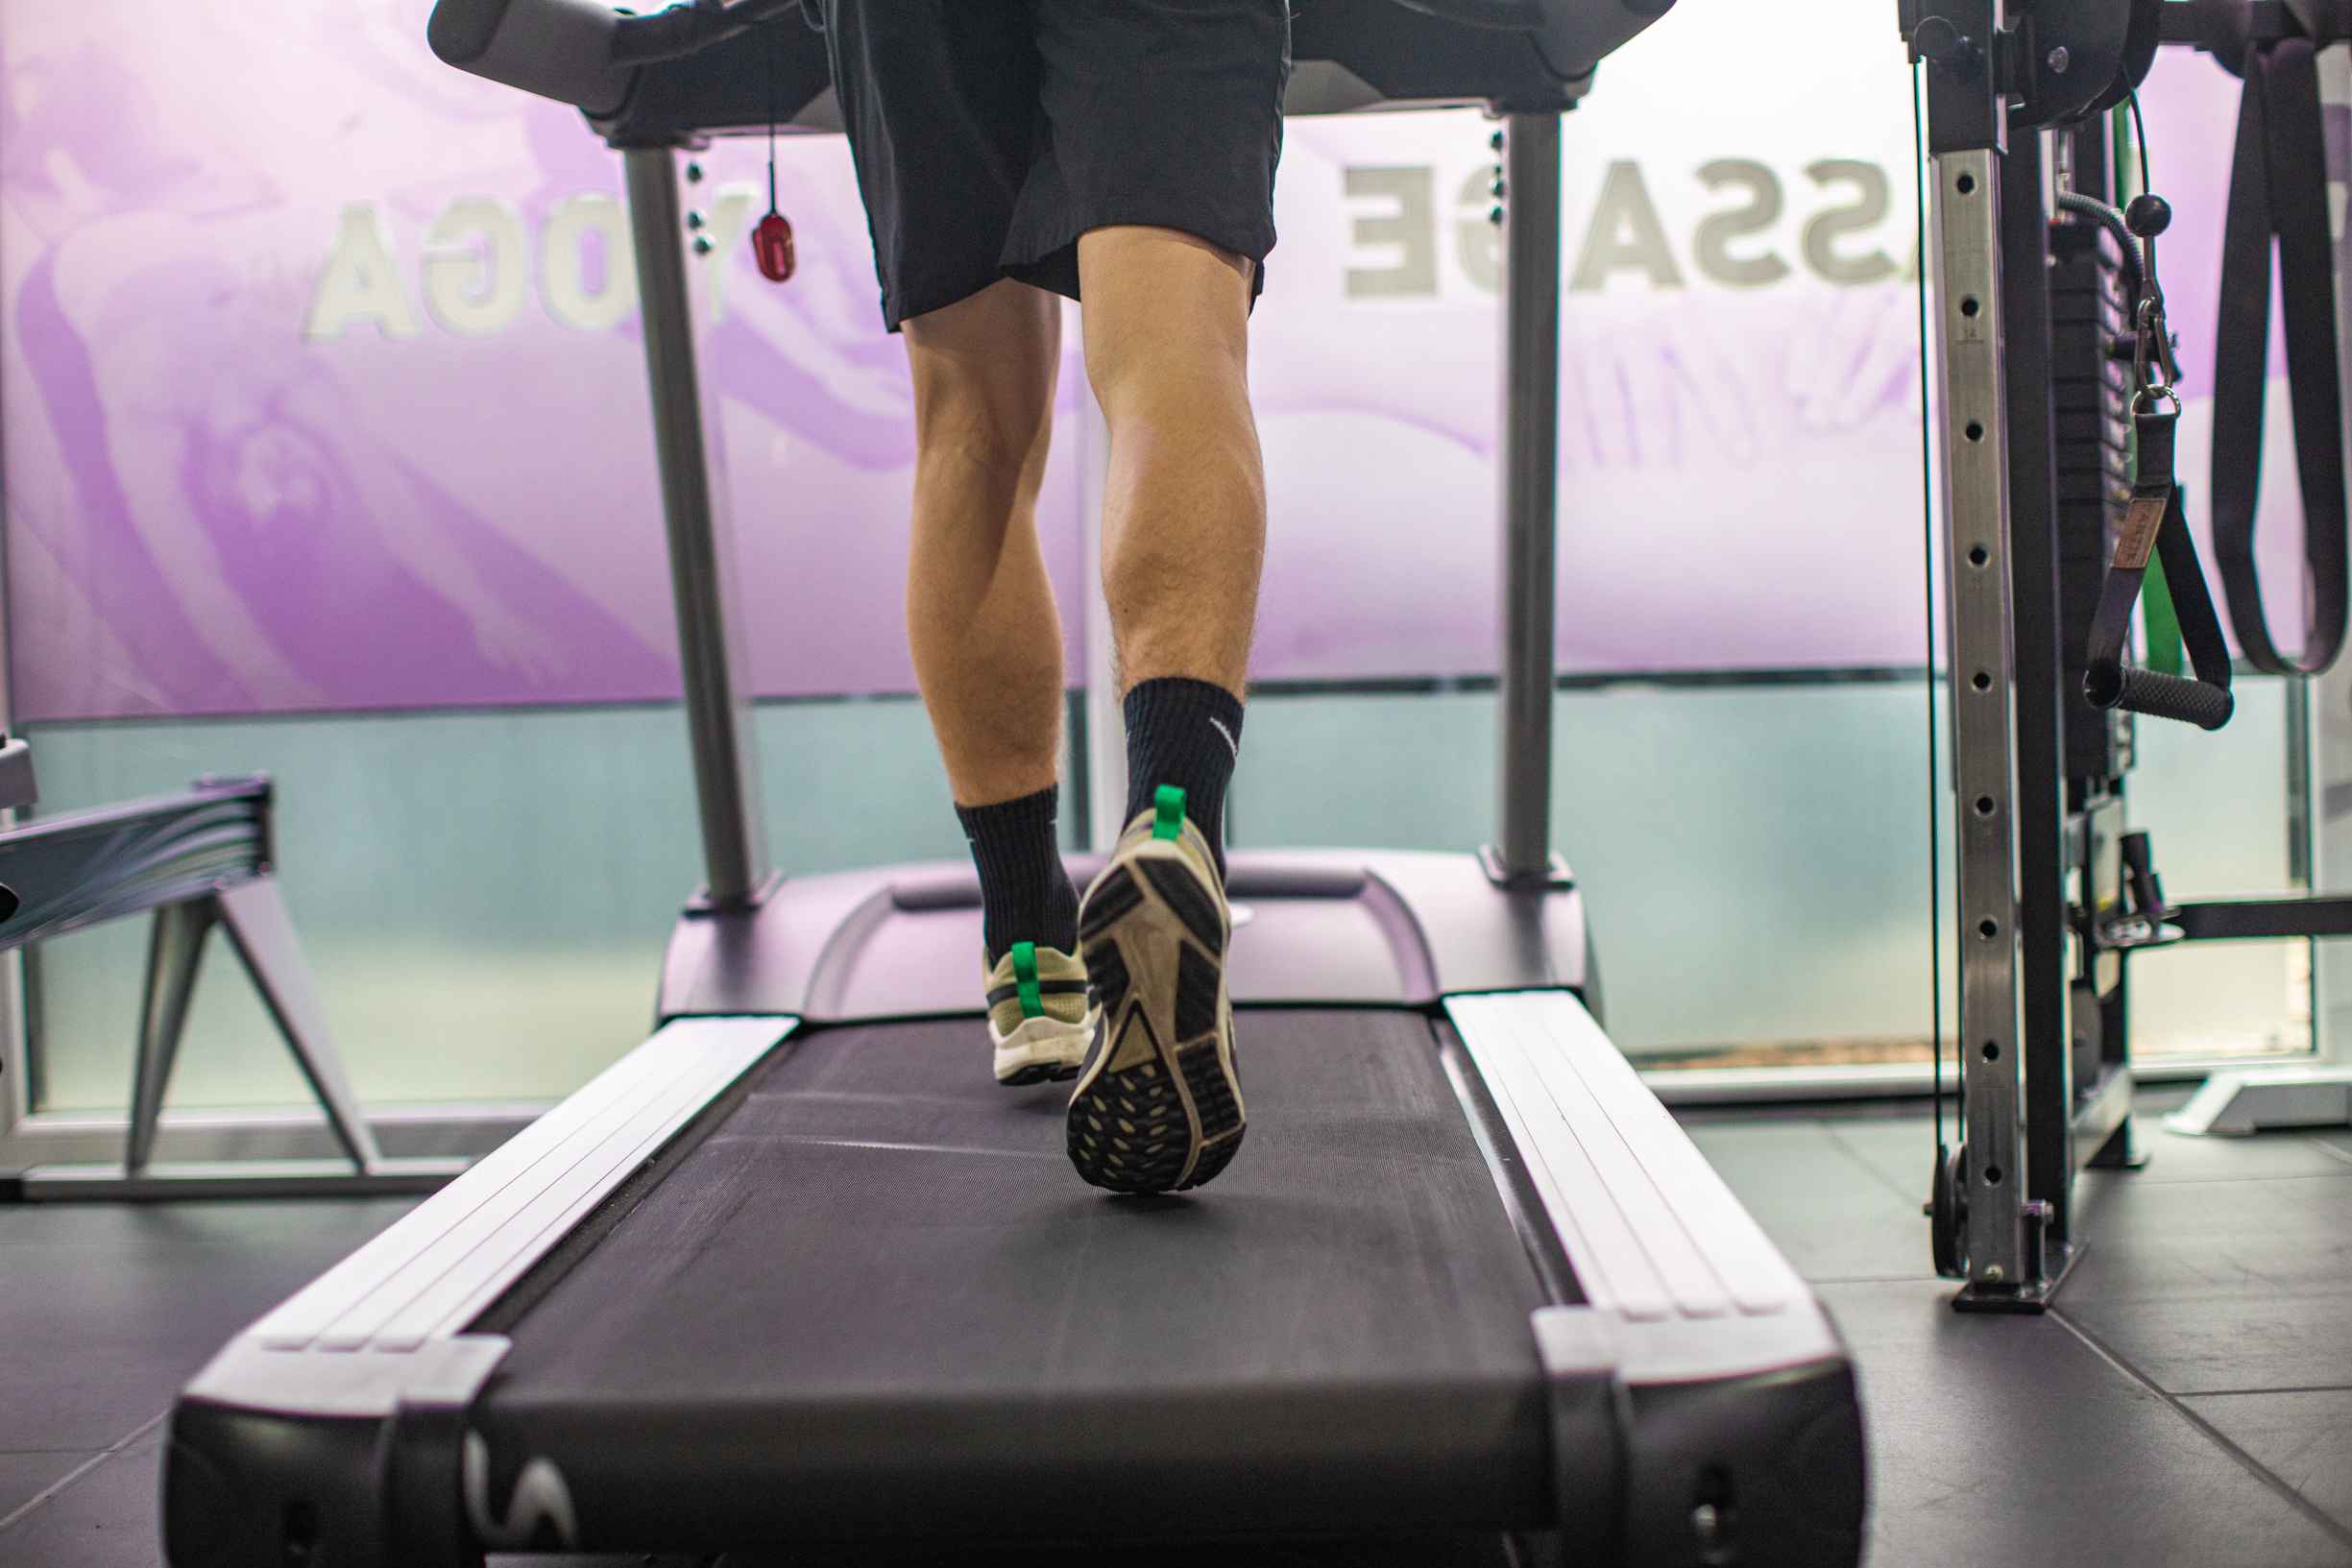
[2211,35,2348,675]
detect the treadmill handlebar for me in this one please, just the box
[426,0,801,114]
[1412,0,1676,94]
[610,0,806,65]
[1397,0,1673,33]
[1394,0,1557,32]
[426,0,638,117]
[431,0,1679,119]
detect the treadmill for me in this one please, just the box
[162,4,1869,1564]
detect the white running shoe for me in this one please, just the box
[1066,785,1246,1194]
[986,941,1099,1087]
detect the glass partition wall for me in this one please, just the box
[1,4,2332,1167]
[10,669,2317,1130]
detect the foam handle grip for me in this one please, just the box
[2088,665,2235,731]
[425,0,633,117]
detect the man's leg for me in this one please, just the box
[905,278,1065,808]
[903,279,1083,985]
[1060,225,1263,1194]
[1080,225,1265,872]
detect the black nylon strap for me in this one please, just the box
[2087,407,2237,732]
[2211,36,2349,676]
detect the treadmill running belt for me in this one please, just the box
[473,1010,1556,1548]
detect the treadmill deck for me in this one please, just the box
[469,1011,1556,1543]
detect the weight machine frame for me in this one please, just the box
[1906,0,2352,1311]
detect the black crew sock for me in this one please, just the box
[957,785,1079,965]
[1123,677,1245,880]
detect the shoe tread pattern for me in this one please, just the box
[1000,1059,1084,1088]
[1078,866,1144,941]
[1069,851,1245,1194]
[1139,856,1224,951]
[1067,1015,1193,1193]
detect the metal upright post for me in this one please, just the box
[1488,110,1569,888]
[1079,397,1127,853]
[623,146,770,909]
[2317,41,2352,1074]
[1913,0,2032,1305]
[1934,146,2029,1304]
[0,483,23,1150]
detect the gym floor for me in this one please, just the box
[3,1091,2348,1568]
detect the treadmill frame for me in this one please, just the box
[169,994,1860,1565]
[1903,0,2352,1311]
[168,10,1865,1564]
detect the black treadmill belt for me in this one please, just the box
[476,1010,1555,1547]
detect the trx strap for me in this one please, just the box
[2086,401,2238,731]
[2082,184,2233,730]
[2211,36,2349,675]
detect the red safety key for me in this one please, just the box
[753,210,795,283]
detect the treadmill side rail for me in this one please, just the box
[162,1017,788,1568]
[1446,991,1866,1568]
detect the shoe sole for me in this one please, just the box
[992,1011,1099,1088]
[1067,843,1245,1194]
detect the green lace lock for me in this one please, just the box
[1011,941,1043,1019]
[1152,784,1187,843]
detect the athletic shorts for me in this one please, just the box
[808,0,1291,331]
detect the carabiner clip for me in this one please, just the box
[2133,294,2182,413]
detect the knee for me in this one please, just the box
[1079,230,1252,425]
[911,370,1051,492]
[1088,339,1249,437]
[905,287,1058,487]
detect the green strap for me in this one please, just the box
[2143,540,2185,676]
[1152,784,1187,843]
[2128,420,2186,676]
[2115,109,2184,679]
[1011,941,1043,1019]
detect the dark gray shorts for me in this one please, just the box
[810,0,1291,331]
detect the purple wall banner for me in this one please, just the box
[0,3,2312,720]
